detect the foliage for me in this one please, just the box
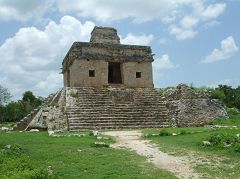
[210,85,240,110]
[179,130,187,135]
[159,129,171,136]
[227,108,240,118]
[0,84,12,106]
[234,143,240,153]
[70,91,78,98]
[0,86,43,122]
[23,91,42,108]
[210,88,225,100]
[208,108,240,127]
[157,88,165,96]
[0,144,54,179]
[0,101,27,121]
[206,132,238,147]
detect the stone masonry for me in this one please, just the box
[163,84,228,127]
[62,26,154,88]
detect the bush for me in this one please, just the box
[206,132,238,147]
[227,108,240,117]
[159,129,171,136]
[234,143,240,153]
[158,89,165,96]
[180,130,187,135]
[207,133,224,146]
[210,89,225,100]
[0,144,56,178]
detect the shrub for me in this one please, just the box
[227,108,240,117]
[210,88,225,100]
[207,133,223,146]
[70,92,78,98]
[234,143,240,153]
[0,144,56,178]
[159,129,171,136]
[180,130,187,135]
[158,89,165,96]
[206,132,238,147]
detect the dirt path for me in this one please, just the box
[102,130,200,179]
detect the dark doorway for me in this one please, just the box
[108,62,122,83]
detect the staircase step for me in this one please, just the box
[66,87,169,130]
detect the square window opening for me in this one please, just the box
[89,70,95,77]
[136,72,141,78]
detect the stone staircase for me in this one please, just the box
[14,90,62,131]
[66,87,169,131]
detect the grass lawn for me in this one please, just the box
[0,131,176,179]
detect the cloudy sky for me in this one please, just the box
[0,0,239,100]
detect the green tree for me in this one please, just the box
[22,91,42,108]
[0,85,12,106]
[0,90,43,122]
[4,101,26,121]
[22,91,36,104]
[211,85,240,110]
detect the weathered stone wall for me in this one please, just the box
[90,26,120,44]
[122,61,153,88]
[68,59,108,87]
[63,59,153,88]
[163,84,228,127]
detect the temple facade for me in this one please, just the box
[62,26,154,88]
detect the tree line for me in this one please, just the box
[211,85,240,110]
[0,85,43,122]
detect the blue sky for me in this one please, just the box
[0,0,239,100]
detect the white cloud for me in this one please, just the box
[169,25,197,40]
[120,33,154,45]
[204,20,221,28]
[0,0,53,21]
[202,36,239,63]
[180,16,199,29]
[153,54,179,87]
[200,3,226,19]
[0,16,95,99]
[57,0,226,24]
[56,1,224,40]
[0,0,227,41]
[56,0,184,23]
[166,2,226,40]
[153,54,179,71]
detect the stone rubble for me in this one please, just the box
[163,84,228,127]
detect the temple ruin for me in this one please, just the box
[62,26,154,88]
[14,26,228,131]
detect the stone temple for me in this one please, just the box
[62,26,154,88]
[59,26,169,131]
[14,26,228,131]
